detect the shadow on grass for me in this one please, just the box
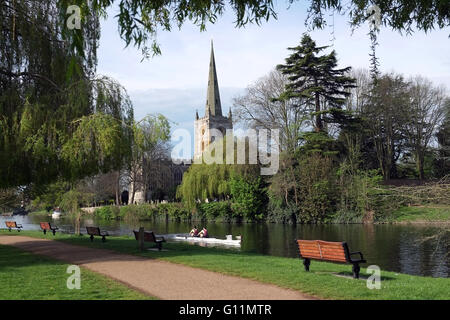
[332,271,395,281]
[0,244,64,270]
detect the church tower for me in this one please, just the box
[194,41,233,159]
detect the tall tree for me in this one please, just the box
[364,73,410,180]
[276,34,356,133]
[232,69,308,152]
[404,77,447,180]
[127,114,171,204]
[0,1,133,189]
[434,98,450,178]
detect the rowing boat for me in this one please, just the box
[158,233,241,247]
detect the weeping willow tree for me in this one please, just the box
[0,1,133,190]
[177,163,233,208]
[177,134,266,220]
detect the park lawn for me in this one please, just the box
[1,230,449,300]
[391,205,450,223]
[0,243,154,300]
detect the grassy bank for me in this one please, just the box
[1,230,448,300]
[0,243,153,300]
[390,205,450,223]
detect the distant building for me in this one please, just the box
[130,159,190,203]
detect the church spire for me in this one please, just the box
[206,40,222,117]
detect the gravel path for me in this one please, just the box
[0,235,315,300]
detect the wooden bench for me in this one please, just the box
[40,222,59,235]
[133,230,166,251]
[86,227,109,242]
[5,221,23,232]
[296,240,366,279]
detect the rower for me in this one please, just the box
[189,226,199,237]
[198,227,208,238]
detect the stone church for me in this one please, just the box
[194,41,233,159]
[131,41,232,203]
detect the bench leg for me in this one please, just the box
[8,228,11,232]
[90,235,94,242]
[102,236,106,242]
[52,229,56,236]
[17,228,20,232]
[352,263,361,279]
[43,229,47,235]
[157,242,162,251]
[303,258,311,272]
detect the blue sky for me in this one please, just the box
[96,1,450,155]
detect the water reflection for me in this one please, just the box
[1,214,448,278]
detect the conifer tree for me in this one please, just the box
[276,34,356,133]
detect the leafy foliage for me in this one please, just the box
[0,1,133,188]
[56,1,450,58]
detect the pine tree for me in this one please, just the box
[368,29,381,82]
[276,34,356,133]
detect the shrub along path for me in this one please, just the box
[0,235,314,300]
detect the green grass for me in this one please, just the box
[0,243,154,300]
[1,230,449,300]
[391,205,450,223]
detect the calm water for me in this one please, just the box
[1,214,449,278]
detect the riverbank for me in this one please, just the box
[389,205,450,224]
[1,230,448,300]
[31,203,450,225]
[0,243,152,300]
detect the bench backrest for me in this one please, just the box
[86,226,101,236]
[133,230,156,242]
[5,221,17,228]
[296,240,349,263]
[40,222,51,230]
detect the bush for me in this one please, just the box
[119,204,153,220]
[266,201,298,224]
[157,203,191,221]
[296,154,337,223]
[94,206,120,220]
[230,175,267,222]
[198,201,232,222]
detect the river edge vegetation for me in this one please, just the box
[28,202,450,225]
[0,244,153,300]
[1,231,448,300]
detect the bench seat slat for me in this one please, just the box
[300,249,346,257]
[301,253,347,261]
[299,247,346,256]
